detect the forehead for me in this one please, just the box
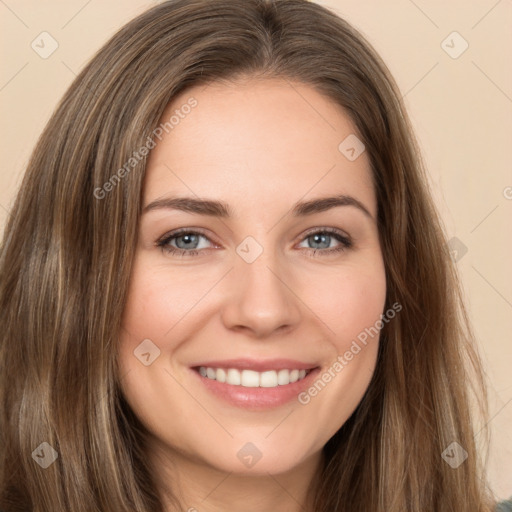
[143,78,376,219]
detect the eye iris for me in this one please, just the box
[176,233,199,250]
[309,233,330,249]
[167,231,340,252]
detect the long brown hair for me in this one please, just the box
[0,0,496,510]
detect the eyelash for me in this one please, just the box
[156,227,352,258]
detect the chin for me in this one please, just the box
[200,443,316,477]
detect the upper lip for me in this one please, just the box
[190,358,318,372]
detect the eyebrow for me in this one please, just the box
[142,194,373,219]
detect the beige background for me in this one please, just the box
[0,0,510,501]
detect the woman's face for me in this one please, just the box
[119,78,386,477]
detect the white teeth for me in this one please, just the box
[289,369,299,383]
[260,370,278,387]
[198,366,311,388]
[241,370,259,387]
[226,368,241,385]
[216,368,226,383]
[277,369,290,385]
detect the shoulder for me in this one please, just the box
[496,498,512,512]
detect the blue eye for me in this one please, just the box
[157,229,210,257]
[156,228,352,257]
[298,229,352,256]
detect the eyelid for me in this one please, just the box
[295,227,353,254]
[156,227,219,248]
[156,226,352,255]
[155,226,353,252]
[298,225,350,241]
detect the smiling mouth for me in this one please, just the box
[193,366,316,388]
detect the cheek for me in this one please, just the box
[120,261,215,345]
[307,260,387,350]
[293,259,386,424]
[117,263,196,437]
[116,248,388,472]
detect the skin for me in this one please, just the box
[118,77,387,512]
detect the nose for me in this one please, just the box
[220,246,302,339]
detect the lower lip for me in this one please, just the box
[190,367,320,410]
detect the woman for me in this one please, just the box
[0,0,499,510]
